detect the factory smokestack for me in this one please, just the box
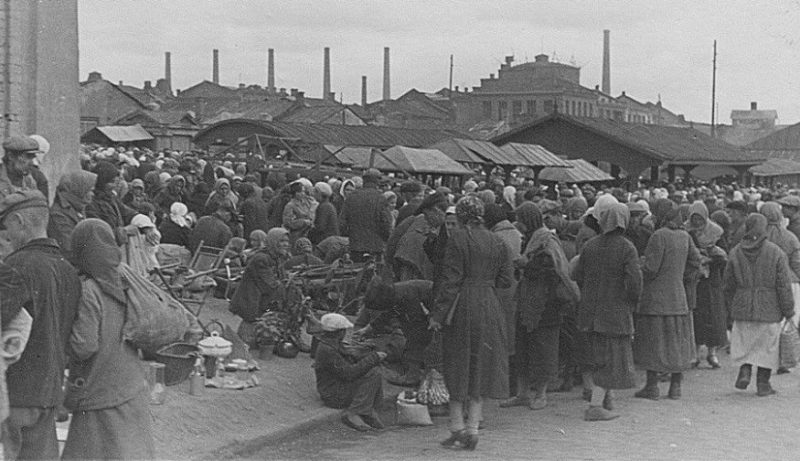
[164,52,172,93]
[323,47,331,101]
[213,49,219,84]
[361,76,368,107]
[602,30,610,94]
[267,48,275,92]
[383,47,391,101]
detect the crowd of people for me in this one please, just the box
[0,133,798,456]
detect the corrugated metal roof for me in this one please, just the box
[195,119,468,149]
[92,124,154,142]
[746,121,800,150]
[492,114,761,165]
[539,159,614,183]
[499,143,573,168]
[332,145,471,175]
[427,138,493,164]
[750,158,800,177]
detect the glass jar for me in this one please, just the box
[147,362,166,405]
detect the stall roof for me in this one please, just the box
[426,138,494,164]
[539,159,614,183]
[82,124,154,143]
[336,145,472,175]
[749,158,800,177]
[194,118,467,149]
[499,143,573,168]
[490,113,762,167]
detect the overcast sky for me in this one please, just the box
[79,0,800,124]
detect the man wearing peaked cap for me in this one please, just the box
[0,187,81,460]
[0,136,41,201]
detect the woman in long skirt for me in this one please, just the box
[572,203,642,420]
[634,199,701,400]
[724,213,795,395]
[429,196,514,450]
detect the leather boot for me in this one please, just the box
[530,382,548,410]
[584,406,620,421]
[735,364,752,390]
[668,373,682,400]
[756,367,776,396]
[634,370,660,400]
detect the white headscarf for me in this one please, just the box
[170,202,189,228]
[503,185,517,209]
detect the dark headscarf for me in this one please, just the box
[93,160,119,191]
[652,198,679,230]
[710,209,730,231]
[417,191,449,213]
[515,202,543,233]
[57,170,97,208]
[564,196,588,218]
[71,218,125,304]
[483,203,507,229]
[741,213,768,251]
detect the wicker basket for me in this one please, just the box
[154,343,201,386]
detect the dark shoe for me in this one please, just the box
[529,395,547,410]
[668,382,682,400]
[341,413,371,432]
[441,430,465,448]
[756,383,777,397]
[777,367,791,375]
[707,355,721,369]
[634,386,659,401]
[690,359,701,369]
[499,396,531,408]
[735,365,752,390]
[458,433,478,451]
[361,412,385,430]
[602,392,613,411]
[584,406,620,421]
[582,388,592,402]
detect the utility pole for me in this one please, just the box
[448,54,454,95]
[711,40,717,138]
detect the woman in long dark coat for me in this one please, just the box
[572,203,642,421]
[633,199,701,400]
[429,196,513,451]
[685,201,727,368]
[500,202,577,411]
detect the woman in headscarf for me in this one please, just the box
[760,201,800,373]
[386,192,449,281]
[501,185,517,221]
[633,199,701,400]
[331,179,354,214]
[282,179,318,247]
[724,213,795,396]
[229,227,291,348]
[484,204,523,359]
[203,178,238,216]
[383,190,398,230]
[429,196,513,450]
[574,193,618,255]
[309,181,339,245]
[85,160,140,246]
[572,203,642,420]
[121,178,148,210]
[475,189,495,207]
[501,202,578,411]
[158,202,192,248]
[685,201,727,369]
[154,174,187,221]
[62,219,154,460]
[142,170,163,202]
[48,170,97,263]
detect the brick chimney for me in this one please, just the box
[144,80,152,90]
[602,30,611,94]
[267,48,275,92]
[164,51,172,93]
[383,47,390,101]
[87,71,102,82]
[323,47,331,101]
[361,75,368,106]
[751,101,758,110]
[212,49,219,84]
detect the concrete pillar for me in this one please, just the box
[0,0,80,199]
[212,49,219,84]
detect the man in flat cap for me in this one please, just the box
[0,190,81,460]
[0,136,40,202]
[396,181,423,225]
[340,169,393,263]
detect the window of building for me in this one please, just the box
[498,101,508,120]
[482,101,492,119]
[571,101,576,115]
[527,100,535,114]
[544,100,554,114]
[512,100,522,115]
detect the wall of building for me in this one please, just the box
[0,0,80,199]
[81,79,144,128]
